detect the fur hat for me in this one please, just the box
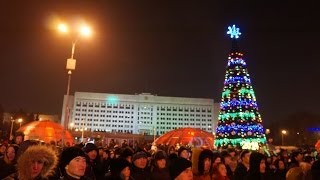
[120,147,134,159]
[110,158,131,175]
[59,147,86,171]
[169,157,192,179]
[82,143,98,153]
[154,150,167,160]
[132,151,148,162]
[178,146,188,157]
[17,145,58,179]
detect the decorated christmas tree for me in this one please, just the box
[214,25,266,150]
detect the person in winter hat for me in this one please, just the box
[120,147,134,163]
[6,145,58,180]
[169,157,193,180]
[245,151,267,180]
[131,151,151,180]
[106,158,132,180]
[151,150,170,180]
[82,143,105,180]
[178,146,189,159]
[58,147,87,180]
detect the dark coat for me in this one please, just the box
[0,158,16,179]
[131,165,151,180]
[150,167,170,180]
[233,162,248,180]
[245,152,268,180]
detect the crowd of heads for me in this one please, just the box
[1,133,320,180]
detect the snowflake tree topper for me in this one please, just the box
[227,25,241,39]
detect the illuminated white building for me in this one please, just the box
[63,92,215,135]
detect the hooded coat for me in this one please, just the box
[245,152,267,180]
[13,145,58,180]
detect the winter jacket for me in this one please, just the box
[131,165,151,180]
[233,162,248,180]
[0,158,17,179]
[245,152,268,180]
[150,167,170,180]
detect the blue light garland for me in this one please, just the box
[228,59,247,66]
[224,76,251,85]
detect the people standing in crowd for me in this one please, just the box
[288,151,303,169]
[131,151,151,180]
[211,162,230,180]
[150,150,170,180]
[169,157,193,180]
[178,147,190,160]
[101,149,112,175]
[0,145,18,179]
[83,143,105,180]
[106,157,132,180]
[272,159,287,180]
[0,143,7,158]
[245,151,267,180]
[193,149,213,180]
[221,150,233,179]
[212,152,222,168]
[57,147,87,180]
[311,144,320,180]
[120,147,134,164]
[12,132,24,146]
[234,150,250,180]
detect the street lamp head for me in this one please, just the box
[281,130,287,135]
[18,118,23,123]
[79,25,92,37]
[69,122,74,127]
[58,23,68,33]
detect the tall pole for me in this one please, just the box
[153,127,156,142]
[63,42,76,147]
[9,119,14,140]
[281,133,283,146]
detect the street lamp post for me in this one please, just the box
[57,23,92,146]
[153,127,156,142]
[9,118,15,140]
[281,130,287,146]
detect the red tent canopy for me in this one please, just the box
[315,140,320,149]
[17,120,73,144]
[154,128,215,149]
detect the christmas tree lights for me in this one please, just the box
[215,25,266,149]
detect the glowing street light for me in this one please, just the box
[266,129,270,135]
[57,23,68,33]
[281,130,287,146]
[69,122,74,131]
[18,118,23,128]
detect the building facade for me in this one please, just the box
[64,92,215,136]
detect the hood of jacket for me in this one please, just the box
[17,145,58,180]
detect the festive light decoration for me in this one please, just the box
[215,25,266,149]
[227,25,241,39]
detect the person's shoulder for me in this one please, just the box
[312,159,320,169]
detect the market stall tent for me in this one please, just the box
[153,128,215,149]
[17,120,73,144]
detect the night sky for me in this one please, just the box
[0,1,319,126]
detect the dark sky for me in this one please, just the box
[0,1,319,126]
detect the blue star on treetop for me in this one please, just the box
[227,25,241,39]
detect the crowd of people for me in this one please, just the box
[1,132,320,180]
